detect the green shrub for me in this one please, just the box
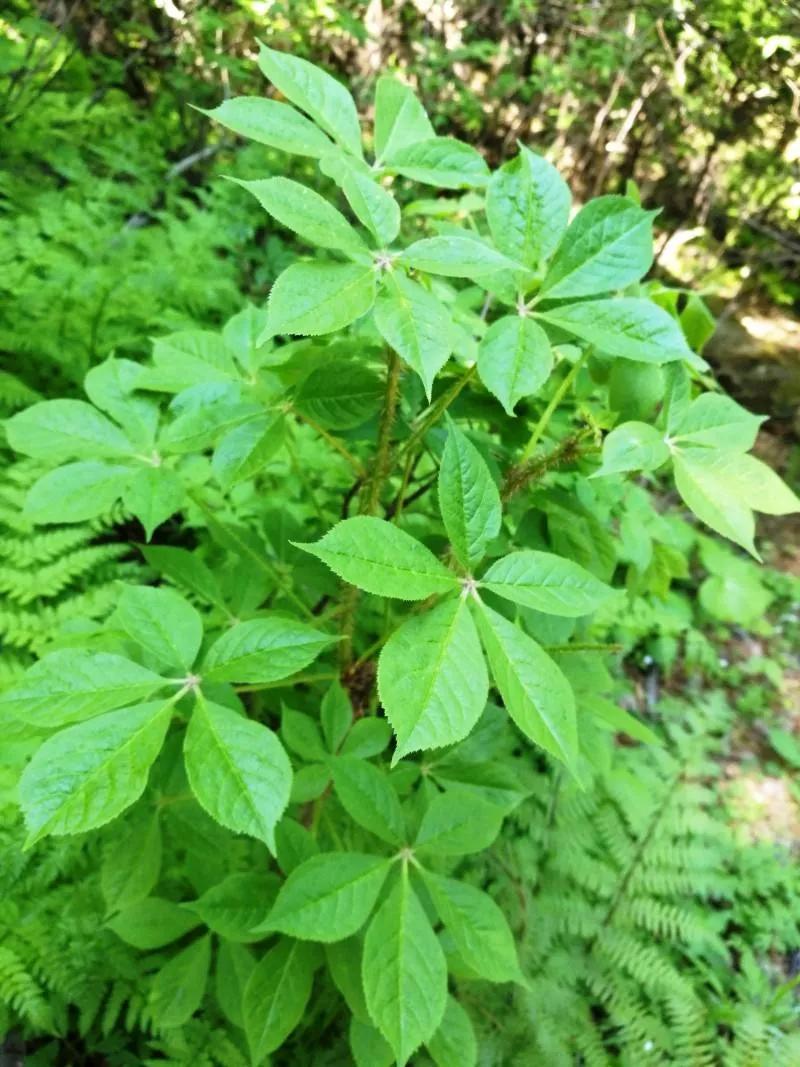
[1,47,799,1066]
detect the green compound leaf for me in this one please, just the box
[149,934,211,1030]
[486,146,571,270]
[363,871,447,1066]
[243,937,321,1063]
[185,872,280,943]
[184,697,292,853]
[480,550,613,616]
[422,870,524,984]
[332,757,405,845]
[438,420,501,568]
[673,447,800,558]
[427,996,478,1067]
[115,585,203,673]
[201,96,334,157]
[378,597,488,761]
[350,1017,394,1067]
[202,616,334,684]
[536,298,692,363]
[415,787,503,856]
[387,137,489,189]
[477,315,553,416]
[216,941,255,1029]
[122,465,185,541]
[6,398,135,462]
[295,359,384,429]
[100,811,162,913]
[321,681,353,753]
[295,516,459,600]
[257,43,362,158]
[400,236,521,278]
[374,273,453,399]
[24,462,131,524]
[212,414,285,489]
[231,176,367,255]
[265,261,376,338]
[670,392,765,452]
[539,195,656,299]
[20,700,174,845]
[374,76,435,162]
[257,852,392,941]
[342,168,401,246]
[594,421,670,477]
[0,650,166,728]
[473,601,577,767]
[106,897,201,949]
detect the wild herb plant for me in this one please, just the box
[2,48,799,1065]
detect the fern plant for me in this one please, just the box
[1,46,799,1067]
[474,692,800,1067]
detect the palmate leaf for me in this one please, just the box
[332,757,405,845]
[536,298,692,363]
[295,517,459,600]
[149,934,211,1029]
[183,697,292,852]
[479,550,613,616]
[414,787,503,856]
[374,76,435,162]
[539,195,656,299]
[115,585,203,673]
[400,236,520,278]
[231,176,367,255]
[106,897,201,949]
[421,870,524,984]
[0,650,166,728]
[438,420,501,568]
[377,596,488,761]
[122,465,185,540]
[24,462,133,524]
[427,996,478,1067]
[363,870,447,1065]
[374,273,453,398]
[672,447,800,558]
[477,315,553,415]
[201,616,334,683]
[257,43,363,158]
[486,146,571,270]
[185,872,280,943]
[342,167,401,245]
[473,602,578,767]
[6,398,135,461]
[100,810,162,913]
[669,392,765,451]
[20,699,174,845]
[387,137,489,189]
[243,938,321,1063]
[257,852,392,941]
[594,421,671,476]
[265,261,376,338]
[202,96,334,157]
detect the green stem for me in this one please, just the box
[362,349,401,516]
[400,364,476,460]
[520,347,591,462]
[502,427,595,502]
[543,642,624,654]
[340,349,402,666]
